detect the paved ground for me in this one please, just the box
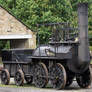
[0,78,92,92]
[0,64,92,92]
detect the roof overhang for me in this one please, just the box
[0,35,32,40]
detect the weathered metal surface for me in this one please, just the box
[33,63,48,88]
[14,69,24,86]
[50,63,66,89]
[2,49,33,77]
[1,2,91,90]
[2,49,33,63]
[32,45,72,59]
[78,3,90,70]
[76,66,92,88]
[67,3,90,73]
[0,69,10,85]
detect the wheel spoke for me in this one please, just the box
[1,69,10,85]
[33,62,48,88]
[14,69,24,86]
[50,63,66,89]
[76,66,91,88]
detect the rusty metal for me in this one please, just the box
[1,2,92,90]
[1,69,10,85]
[50,63,66,89]
[14,69,24,86]
[33,62,48,88]
[76,66,92,88]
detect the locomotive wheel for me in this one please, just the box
[1,69,10,85]
[25,76,33,84]
[50,63,66,89]
[65,75,74,87]
[76,66,92,88]
[33,62,48,88]
[65,71,75,87]
[14,69,24,86]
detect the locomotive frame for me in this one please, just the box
[0,3,92,90]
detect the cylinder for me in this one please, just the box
[78,3,90,71]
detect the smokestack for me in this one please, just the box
[78,3,90,69]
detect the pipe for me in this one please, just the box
[78,3,90,70]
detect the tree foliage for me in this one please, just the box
[0,0,92,48]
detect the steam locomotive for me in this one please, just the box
[0,3,92,89]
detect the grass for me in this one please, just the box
[0,82,51,89]
[90,60,92,64]
[0,83,37,88]
[0,62,3,64]
[0,79,35,88]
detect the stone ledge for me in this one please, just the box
[0,35,32,39]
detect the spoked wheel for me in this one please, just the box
[25,76,33,84]
[65,70,75,87]
[33,62,48,88]
[76,66,92,88]
[1,69,10,85]
[14,69,24,86]
[50,63,66,90]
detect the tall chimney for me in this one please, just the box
[78,3,90,70]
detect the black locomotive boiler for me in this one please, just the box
[0,3,92,90]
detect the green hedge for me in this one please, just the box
[90,46,92,51]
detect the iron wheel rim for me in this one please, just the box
[76,66,91,88]
[50,63,66,89]
[1,69,10,85]
[33,62,48,88]
[14,69,24,86]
